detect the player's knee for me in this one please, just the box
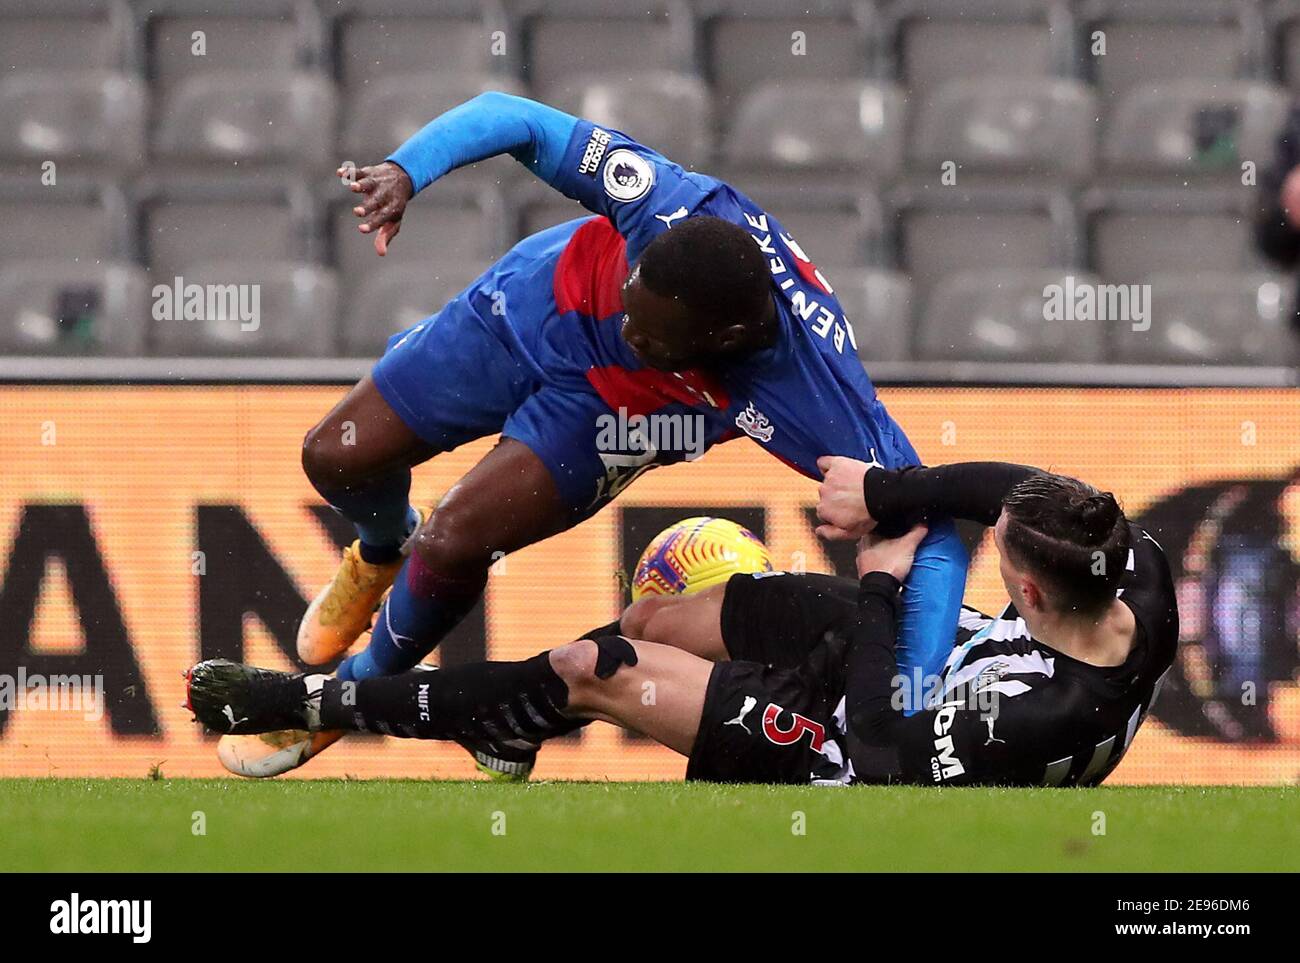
[548,640,602,702]
[411,498,490,573]
[301,421,362,491]
[620,594,676,641]
[550,636,639,710]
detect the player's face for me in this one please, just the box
[620,273,712,371]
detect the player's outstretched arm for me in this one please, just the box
[342,91,580,254]
[817,457,1040,539]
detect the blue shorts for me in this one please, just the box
[372,296,692,520]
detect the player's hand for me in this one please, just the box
[815,455,878,541]
[338,161,413,256]
[855,524,928,581]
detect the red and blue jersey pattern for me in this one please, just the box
[470,120,920,479]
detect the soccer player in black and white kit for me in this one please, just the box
[184,460,1178,788]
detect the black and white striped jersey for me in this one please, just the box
[886,522,1179,786]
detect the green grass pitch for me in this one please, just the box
[2,779,1297,872]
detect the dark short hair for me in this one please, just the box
[1001,472,1131,617]
[638,216,770,328]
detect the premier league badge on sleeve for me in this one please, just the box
[602,149,655,202]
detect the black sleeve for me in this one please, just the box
[840,571,906,780]
[1255,105,1300,268]
[863,461,1039,533]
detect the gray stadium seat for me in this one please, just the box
[339,260,488,357]
[331,186,504,278]
[827,269,912,363]
[1082,2,1248,107]
[1103,81,1288,174]
[144,194,303,283]
[148,8,313,90]
[0,261,148,356]
[912,78,1096,179]
[155,72,335,166]
[340,74,525,164]
[0,5,130,73]
[150,262,337,356]
[0,195,119,264]
[565,72,711,170]
[895,2,1056,107]
[1278,4,1300,93]
[525,5,690,105]
[1087,194,1256,279]
[0,71,145,167]
[1112,272,1297,365]
[337,9,498,90]
[894,193,1066,315]
[703,3,871,127]
[918,270,1106,363]
[725,81,904,178]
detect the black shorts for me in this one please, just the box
[719,572,859,668]
[685,643,849,784]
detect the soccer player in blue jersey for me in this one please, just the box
[217,91,968,780]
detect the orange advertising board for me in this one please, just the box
[1,385,1297,784]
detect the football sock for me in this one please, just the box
[336,552,486,682]
[320,653,579,743]
[316,469,418,564]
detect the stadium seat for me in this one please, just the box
[0,3,132,73]
[1104,81,1289,174]
[340,73,525,164]
[892,0,1058,107]
[335,3,502,90]
[1086,191,1257,279]
[332,184,504,273]
[725,81,904,178]
[892,190,1068,319]
[338,260,488,356]
[1276,2,1300,92]
[155,72,336,166]
[524,3,692,105]
[702,1,872,128]
[0,261,149,356]
[147,5,317,89]
[1111,272,1297,365]
[911,78,1097,180]
[1081,1,1249,108]
[0,71,145,168]
[0,192,122,265]
[150,262,337,356]
[142,186,313,286]
[918,270,1106,363]
[564,72,712,170]
[827,269,912,363]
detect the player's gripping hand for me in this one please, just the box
[815,455,878,541]
[338,160,414,256]
[855,524,927,581]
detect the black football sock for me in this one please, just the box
[319,653,583,744]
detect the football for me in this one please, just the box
[631,516,774,600]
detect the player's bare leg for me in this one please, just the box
[548,638,712,754]
[224,437,577,778]
[298,372,437,665]
[619,586,730,663]
[188,636,715,761]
